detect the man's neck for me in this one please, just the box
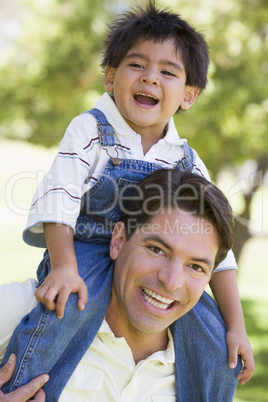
[105,308,168,365]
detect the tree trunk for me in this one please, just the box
[232,154,268,265]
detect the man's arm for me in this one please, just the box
[209,269,255,384]
[0,354,48,401]
[35,223,88,319]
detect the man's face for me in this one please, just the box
[104,39,199,139]
[108,209,219,342]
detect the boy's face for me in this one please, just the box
[105,39,199,139]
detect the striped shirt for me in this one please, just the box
[23,92,237,271]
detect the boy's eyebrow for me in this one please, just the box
[124,52,185,73]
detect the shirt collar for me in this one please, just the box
[94,93,136,137]
[100,319,175,365]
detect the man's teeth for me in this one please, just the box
[142,287,174,310]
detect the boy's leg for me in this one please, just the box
[0,278,38,362]
[0,239,113,400]
[171,291,242,402]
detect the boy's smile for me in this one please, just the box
[105,39,199,147]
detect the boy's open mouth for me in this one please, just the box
[134,93,159,106]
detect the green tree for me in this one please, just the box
[171,0,268,261]
[0,0,116,145]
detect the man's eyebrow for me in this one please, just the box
[142,235,172,251]
[191,257,214,271]
[124,52,185,73]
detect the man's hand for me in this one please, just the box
[226,329,255,385]
[0,354,49,401]
[35,267,88,319]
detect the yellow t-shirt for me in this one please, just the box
[60,320,176,401]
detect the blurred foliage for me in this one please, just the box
[0,0,267,260]
[172,0,268,177]
[0,0,117,146]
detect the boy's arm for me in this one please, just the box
[209,269,255,385]
[35,223,88,319]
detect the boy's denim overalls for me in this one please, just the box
[1,109,241,401]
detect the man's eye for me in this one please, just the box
[189,264,204,273]
[148,246,165,256]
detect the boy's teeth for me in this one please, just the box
[136,93,157,100]
[134,93,159,106]
[142,287,174,310]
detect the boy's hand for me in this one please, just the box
[35,267,88,319]
[226,329,255,385]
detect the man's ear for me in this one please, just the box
[180,86,199,110]
[110,222,126,260]
[104,66,116,92]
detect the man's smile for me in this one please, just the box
[142,287,175,310]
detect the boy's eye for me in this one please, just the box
[161,70,176,77]
[129,63,143,69]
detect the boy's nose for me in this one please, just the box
[140,71,159,86]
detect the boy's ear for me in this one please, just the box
[110,222,126,260]
[180,86,199,110]
[104,66,116,92]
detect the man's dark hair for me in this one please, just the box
[101,1,209,91]
[120,169,234,269]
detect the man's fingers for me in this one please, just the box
[0,354,16,387]
[30,387,46,401]
[13,374,49,401]
[0,375,48,402]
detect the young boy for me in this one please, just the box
[1,1,254,398]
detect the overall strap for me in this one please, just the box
[86,108,121,165]
[88,108,115,146]
[177,141,195,172]
[183,142,195,164]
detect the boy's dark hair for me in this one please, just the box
[101,1,209,91]
[120,169,234,269]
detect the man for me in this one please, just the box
[0,170,243,401]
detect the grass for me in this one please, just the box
[233,238,268,402]
[1,139,268,401]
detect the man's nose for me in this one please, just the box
[157,261,185,292]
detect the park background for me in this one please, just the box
[0,0,267,400]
